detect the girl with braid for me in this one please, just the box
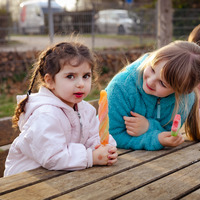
[4,41,117,176]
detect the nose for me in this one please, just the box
[148,76,156,88]
[76,78,84,88]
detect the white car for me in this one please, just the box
[95,9,140,35]
[19,0,64,34]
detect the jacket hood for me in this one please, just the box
[17,86,85,128]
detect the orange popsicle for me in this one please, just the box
[98,90,109,145]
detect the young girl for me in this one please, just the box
[106,40,200,151]
[4,41,117,176]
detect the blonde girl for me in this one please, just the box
[106,40,200,150]
[4,41,117,176]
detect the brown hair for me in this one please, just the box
[188,24,200,45]
[139,40,200,141]
[13,41,97,127]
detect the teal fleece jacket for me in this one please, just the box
[106,54,195,151]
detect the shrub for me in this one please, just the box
[0,7,12,43]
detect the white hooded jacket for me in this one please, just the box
[4,87,116,176]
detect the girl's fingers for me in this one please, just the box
[108,146,117,154]
[108,158,117,165]
[127,129,137,136]
[108,152,118,159]
[130,111,141,117]
[95,144,101,149]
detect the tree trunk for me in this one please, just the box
[157,0,172,48]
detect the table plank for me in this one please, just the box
[50,143,200,200]
[0,142,196,200]
[116,162,200,200]
[0,168,66,195]
[181,189,200,200]
[0,149,130,195]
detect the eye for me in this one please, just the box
[150,66,155,73]
[83,73,91,79]
[160,80,167,88]
[66,74,74,79]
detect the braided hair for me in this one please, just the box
[12,41,97,127]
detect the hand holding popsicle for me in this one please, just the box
[92,90,118,166]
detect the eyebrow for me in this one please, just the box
[64,71,92,75]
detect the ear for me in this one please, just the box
[44,73,55,90]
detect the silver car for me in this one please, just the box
[95,9,140,35]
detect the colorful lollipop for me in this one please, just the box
[171,114,181,136]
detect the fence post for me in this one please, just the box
[157,0,172,48]
[48,0,54,44]
[91,3,95,50]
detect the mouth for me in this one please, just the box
[74,92,84,98]
[146,82,154,91]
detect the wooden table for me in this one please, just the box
[0,141,200,200]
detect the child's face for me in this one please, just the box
[143,61,174,97]
[48,61,92,107]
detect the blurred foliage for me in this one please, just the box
[0,7,12,43]
[133,0,200,8]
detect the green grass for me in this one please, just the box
[0,95,16,118]
[0,83,107,117]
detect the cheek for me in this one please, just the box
[157,87,173,97]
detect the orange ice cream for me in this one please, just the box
[98,90,109,145]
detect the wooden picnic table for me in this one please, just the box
[0,140,200,200]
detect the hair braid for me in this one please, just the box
[12,67,39,127]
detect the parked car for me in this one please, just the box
[95,9,140,35]
[18,0,64,34]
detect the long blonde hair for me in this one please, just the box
[188,24,200,45]
[140,40,200,141]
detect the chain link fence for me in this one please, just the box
[0,7,200,45]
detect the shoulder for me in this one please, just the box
[107,53,149,88]
[32,104,69,123]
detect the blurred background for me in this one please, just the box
[0,0,200,47]
[0,0,200,117]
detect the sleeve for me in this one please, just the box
[19,112,93,170]
[84,105,117,150]
[106,77,164,151]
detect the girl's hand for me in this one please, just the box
[92,145,118,166]
[124,111,149,136]
[158,131,185,147]
[107,146,118,166]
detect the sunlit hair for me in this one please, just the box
[139,40,200,141]
[13,40,98,127]
[188,24,200,45]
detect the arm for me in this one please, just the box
[19,112,94,170]
[107,82,164,151]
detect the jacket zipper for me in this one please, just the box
[157,98,161,119]
[77,111,83,138]
[74,104,83,139]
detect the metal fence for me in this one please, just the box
[0,8,200,45]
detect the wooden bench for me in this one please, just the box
[0,99,99,177]
[0,117,20,177]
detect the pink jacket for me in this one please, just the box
[4,87,116,176]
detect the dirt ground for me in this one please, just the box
[0,35,133,52]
